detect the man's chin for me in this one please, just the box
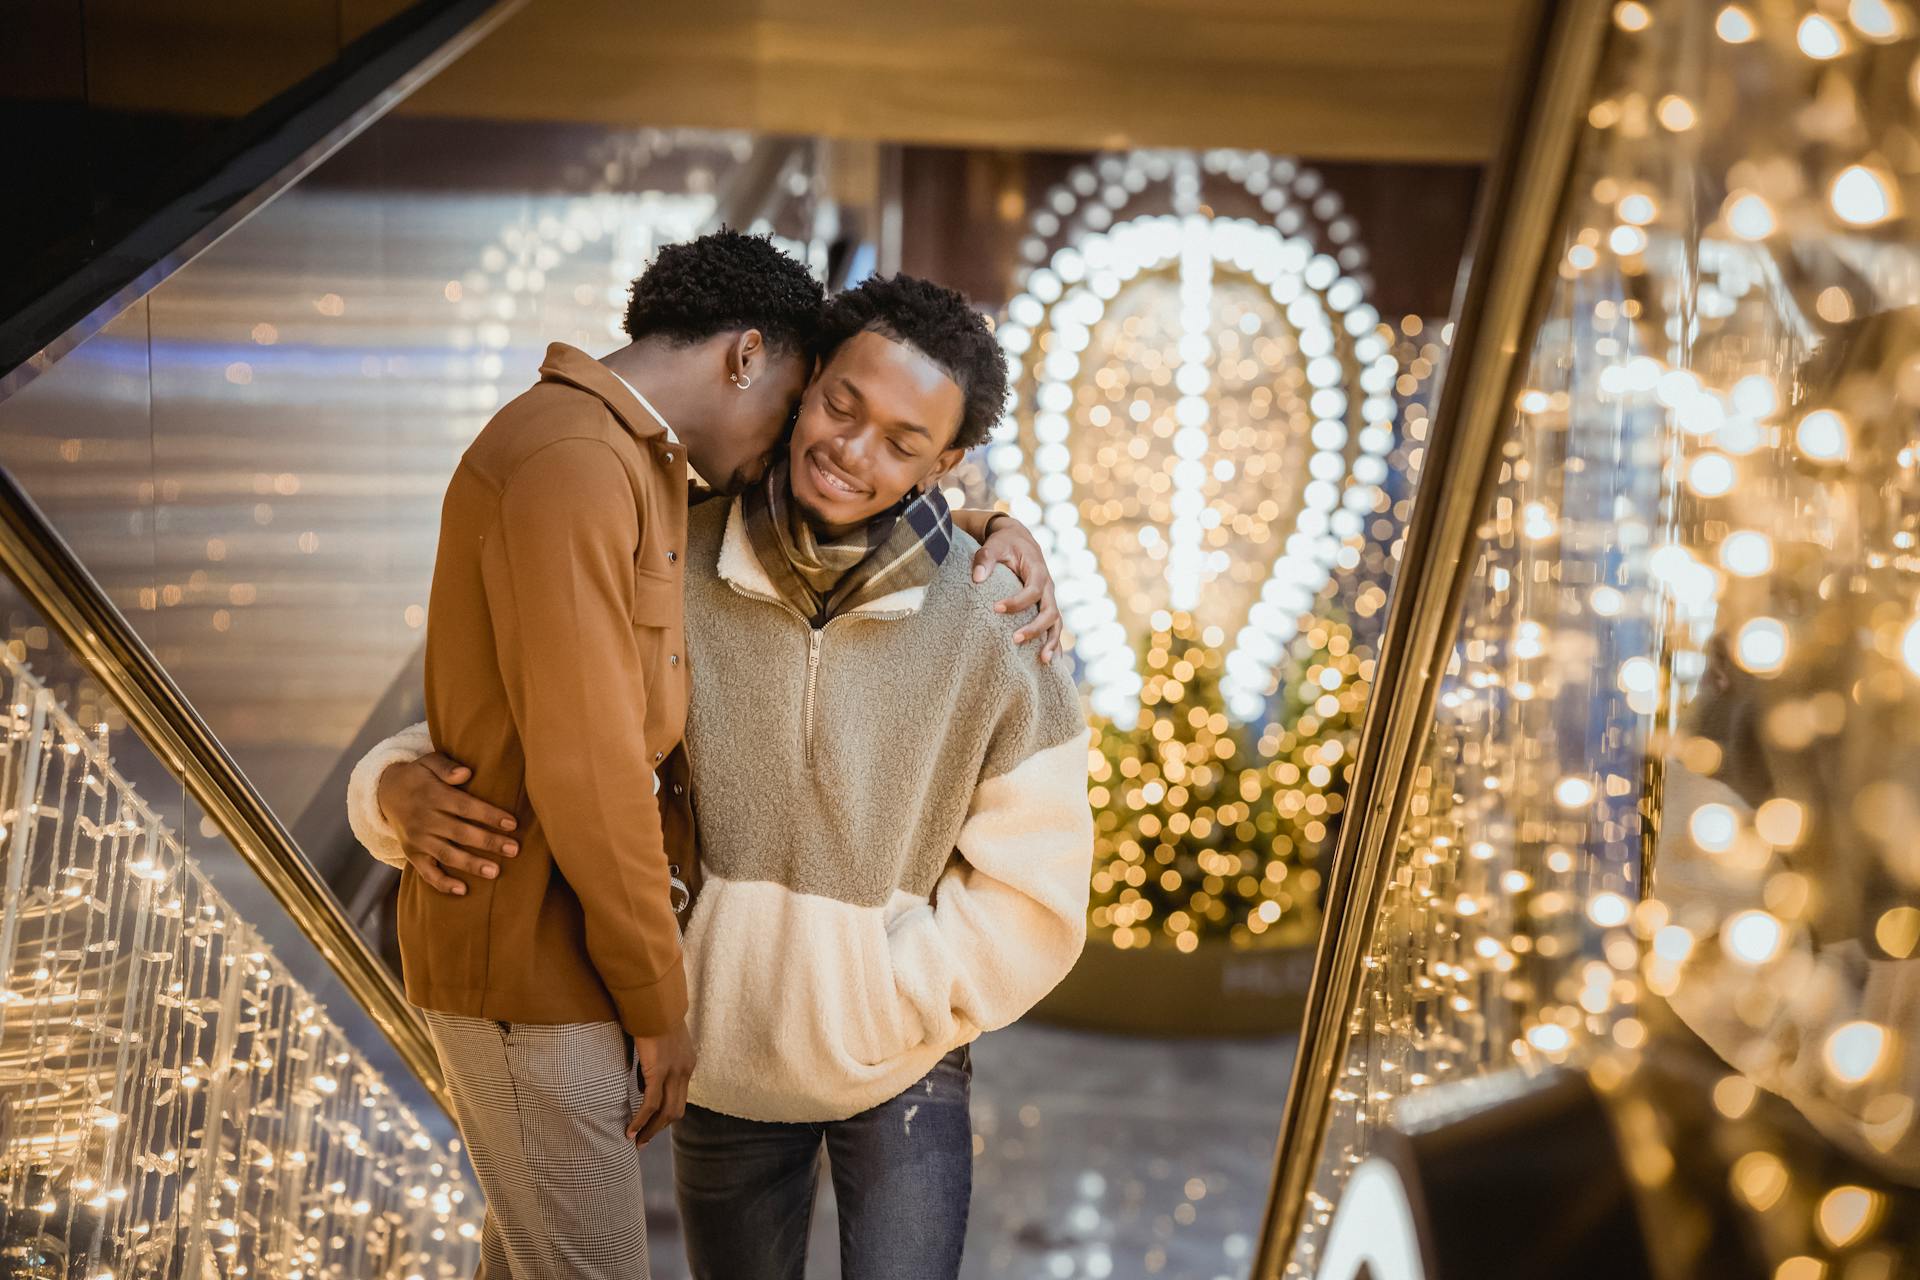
[791,483,882,534]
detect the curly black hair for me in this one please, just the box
[815,274,1008,450]
[623,229,823,357]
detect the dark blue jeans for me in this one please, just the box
[673,1045,974,1280]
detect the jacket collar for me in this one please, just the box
[538,342,668,443]
[715,497,929,620]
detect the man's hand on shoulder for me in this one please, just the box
[967,512,1063,663]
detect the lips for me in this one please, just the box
[807,450,868,499]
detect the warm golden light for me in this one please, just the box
[1795,409,1852,462]
[1732,1150,1791,1211]
[1734,618,1789,674]
[1719,530,1773,577]
[1823,1021,1889,1084]
[1816,1186,1880,1248]
[1725,191,1778,240]
[1797,12,1847,57]
[1713,1074,1758,1119]
[1753,797,1805,847]
[1724,910,1785,965]
[1655,95,1697,131]
[1715,3,1757,42]
[1875,906,1920,958]
[1687,451,1735,497]
[1689,802,1738,852]
[1830,165,1898,226]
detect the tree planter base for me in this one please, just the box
[1030,937,1317,1038]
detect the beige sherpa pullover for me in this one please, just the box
[350,496,1094,1122]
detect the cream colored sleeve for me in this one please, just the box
[345,720,436,871]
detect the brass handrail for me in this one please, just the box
[0,456,449,1108]
[1251,0,1614,1273]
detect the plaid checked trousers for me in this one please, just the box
[424,1012,650,1278]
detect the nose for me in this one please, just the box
[830,427,876,471]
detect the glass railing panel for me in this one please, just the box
[1284,1,1920,1274]
[0,607,479,1278]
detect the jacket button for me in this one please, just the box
[672,783,685,796]
[654,750,664,763]
[665,452,675,463]
[669,653,680,666]
[666,550,677,563]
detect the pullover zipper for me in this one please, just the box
[720,578,907,769]
[804,629,823,765]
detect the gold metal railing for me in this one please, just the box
[1250,0,1615,1272]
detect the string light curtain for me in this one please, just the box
[0,648,480,1279]
[1289,2,1920,1274]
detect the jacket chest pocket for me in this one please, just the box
[631,567,688,739]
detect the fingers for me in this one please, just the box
[404,848,468,896]
[413,755,517,832]
[971,544,1009,585]
[626,1090,662,1145]
[635,1070,687,1146]
[419,752,473,786]
[997,579,1044,615]
[438,818,518,860]
[1023,593,1064,662]
[454,792,517,833]
[1009,580,1054,645]
[1040,583,1062,661]
[423,836,503,882]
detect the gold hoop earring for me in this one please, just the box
[729,372,752,391]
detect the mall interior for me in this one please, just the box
[2,0,1919,1276]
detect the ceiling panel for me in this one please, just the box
[401,0,1527,162]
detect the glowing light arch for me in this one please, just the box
[992,149,1399,725]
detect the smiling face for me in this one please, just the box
[787,330,968,532]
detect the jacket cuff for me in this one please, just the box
[346,721,436,869]
[608,960,690,1039]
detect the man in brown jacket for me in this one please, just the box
[354,232,1061,1278]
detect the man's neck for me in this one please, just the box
[599,340,700,442]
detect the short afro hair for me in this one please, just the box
[815,275,1007,450]
[623,229,823,358]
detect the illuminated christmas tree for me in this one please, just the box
[1086,608,1371,950]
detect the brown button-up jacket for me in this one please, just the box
[404,343,695,1036]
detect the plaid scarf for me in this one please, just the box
[743,457,952,625]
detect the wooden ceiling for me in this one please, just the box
[395,0,1530,163]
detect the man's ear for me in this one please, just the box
[732,329,766,379]
[924,447,967,492]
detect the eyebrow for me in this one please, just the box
[832,375,934,442]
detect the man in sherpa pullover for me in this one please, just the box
[350,274,1095,1279]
